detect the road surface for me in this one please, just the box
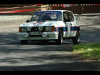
[0,15,100,71]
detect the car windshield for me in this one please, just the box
[30,11,62,21]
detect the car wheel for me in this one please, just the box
[21,40,28,44]
[56,30,63,45]
[72,31,80,44]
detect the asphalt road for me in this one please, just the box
[0,15,100,71]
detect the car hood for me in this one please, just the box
[20,21,58,27]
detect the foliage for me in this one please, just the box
[73,43,100,61]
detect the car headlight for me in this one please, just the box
[45,27,52,32]
[19,27,27,32]
[45,27,55,32]
[38,26,43,31]
[21,27,27,32]
[27,26,31,31]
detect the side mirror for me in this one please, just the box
[26,20,30,23]
[75,14,81,20]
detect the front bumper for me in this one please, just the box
[18,32,58,41]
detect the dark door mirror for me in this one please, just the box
[26,20,30,23]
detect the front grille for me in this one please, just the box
[31,27,38,31]
[29,35,42,37]
[31,27,45,32]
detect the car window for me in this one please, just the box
[63,12,70,22]
[51,13,56,19]
[68,12,74,21]
[58,14,62,21]
[30,11,62,21]
[34,15,40,21]
[30,14,41,21]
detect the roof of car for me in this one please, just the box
[37,10,71,12]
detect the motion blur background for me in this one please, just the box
[0,4,100,15]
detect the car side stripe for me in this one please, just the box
[55,26,79,31]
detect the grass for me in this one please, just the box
[73,43,100,61]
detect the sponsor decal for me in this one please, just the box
[38,22,42,25]
[34,23,38,25]
[33,22,42,25]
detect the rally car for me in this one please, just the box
[18,10,80,45]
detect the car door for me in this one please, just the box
[63,12,72,36]
[68,12,76,36]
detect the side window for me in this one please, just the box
[68,12,74,21]
[63,12,70,22]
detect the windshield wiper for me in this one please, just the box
[38,19,44,21]
[42,19,57,21]
[42,19,52,20]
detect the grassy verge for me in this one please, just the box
[73,43,100,61]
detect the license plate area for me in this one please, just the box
[29,32,41,35]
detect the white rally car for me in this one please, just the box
[18,10,80,45]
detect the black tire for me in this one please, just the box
[21,40,28,44]
[72,31,80,44]
[56,30,63,45]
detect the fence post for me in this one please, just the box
[76,4,81,20]
[81,4,83,14]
